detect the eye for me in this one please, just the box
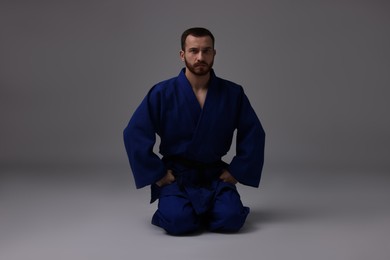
[188,48,198,54]
[203,49,211,54]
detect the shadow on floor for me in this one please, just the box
[240,207,317,233]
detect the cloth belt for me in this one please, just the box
[150,156,229,204]
[163,156,228,188]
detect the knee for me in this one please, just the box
[167,211,200,235]
[209,205,250,233]
[152,205,200,235]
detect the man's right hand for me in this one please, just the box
[155,169,175,187]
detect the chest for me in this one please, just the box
[193,88,208,109]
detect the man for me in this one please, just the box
[123,27,265,235]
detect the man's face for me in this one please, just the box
[180,35,216,76]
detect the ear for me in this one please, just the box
[213,49,216,57]
[179,50,185,61]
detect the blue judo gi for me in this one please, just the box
[123,68,265,235]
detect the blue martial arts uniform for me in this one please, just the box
[124,68,265,235]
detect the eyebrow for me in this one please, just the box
[188,47,213,50]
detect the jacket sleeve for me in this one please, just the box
[228,90,266,187]
[123,89,166,189]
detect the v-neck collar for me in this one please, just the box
[176,68,220,160]
[178,68,216,111]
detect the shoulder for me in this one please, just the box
[215,75,244,95]
[151,76,177,93]
[146,75,179,101]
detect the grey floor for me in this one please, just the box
[1,165,389,260]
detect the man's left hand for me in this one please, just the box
[219,170,238,184]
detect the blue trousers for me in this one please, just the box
[151,180,249,235]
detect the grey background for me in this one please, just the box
[1,1,390,260]
[1,0,389,170]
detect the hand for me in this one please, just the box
[156,169,175,187]
[219,170,238,184]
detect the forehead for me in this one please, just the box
[185,35,213,49]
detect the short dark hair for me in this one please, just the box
[181,27,215,51]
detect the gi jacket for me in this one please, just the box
[124,68,265,190]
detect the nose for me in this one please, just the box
[196,51,205,61]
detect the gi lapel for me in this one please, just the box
[185,70,221,161]
[177,69,202,126]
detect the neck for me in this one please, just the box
[185,69,210,90]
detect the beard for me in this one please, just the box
[184,58,214,76]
